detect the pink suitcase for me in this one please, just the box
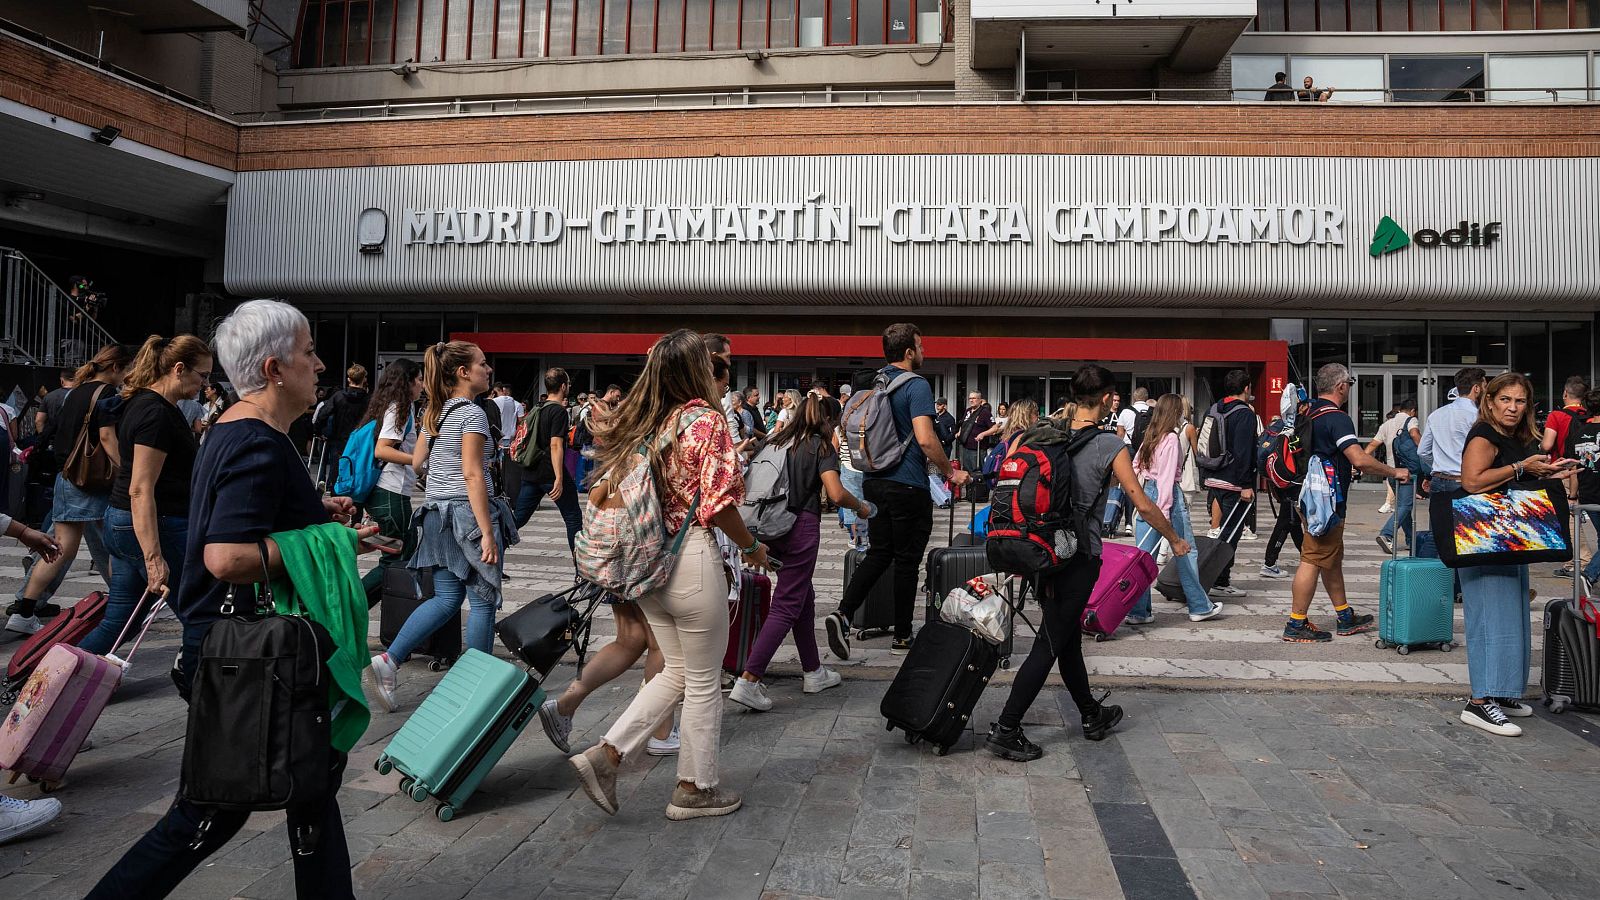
[1081,542,1158,641]
[1,597,165,788]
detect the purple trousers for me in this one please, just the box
[744,509,823,679]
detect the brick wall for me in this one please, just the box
[953,1,1015,100]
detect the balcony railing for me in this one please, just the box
[234,84,1597,122]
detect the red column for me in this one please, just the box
[1259,356,1289,424]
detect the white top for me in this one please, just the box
[376,404,419,496]
[427,398,493,500]
[492,395,519,449]
[1375,412,1418,464]
[1115,401,1148,445]
[1419,396,1479,477]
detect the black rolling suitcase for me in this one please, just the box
[1156,501,1250,601]
[880,619,999,755]
[844,547,896,638]
[380,566,462,670]
[1545,503,1600,713]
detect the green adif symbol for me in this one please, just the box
[1369,216,1410,257]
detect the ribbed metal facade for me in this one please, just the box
[224,154,1599,312]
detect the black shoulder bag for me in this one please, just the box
[495,581,607,680]
[180,540,336,855]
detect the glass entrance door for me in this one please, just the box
[1351,367,1435,440]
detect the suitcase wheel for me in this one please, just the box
[1439,641,1453,652]
[1547,696,1570,714]
[399,776,413,793]
[935,745,950,757]
[1374,639,1389,650]
[430,659,446,672]
[905,732,919,745]
[1094,633,1112,643]
[999,657,1011,670]
[1396,644,1410,656]
[410,782,430,802]
[435,803,455,822]
[376,757,393,775]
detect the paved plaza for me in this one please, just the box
[3,485,1599,899]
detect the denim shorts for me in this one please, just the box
[51,473,109,523]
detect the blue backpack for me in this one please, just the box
[334,412,409,502]
[1257,420,1288,472]
[1391,416,1430,477]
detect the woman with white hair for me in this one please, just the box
[89,300,381,899]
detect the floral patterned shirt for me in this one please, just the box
[660,399,744,533]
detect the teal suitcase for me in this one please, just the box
[1376,555,1456,654]
[375,649,544,821]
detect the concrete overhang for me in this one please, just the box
[970,0,1257,72]
[0,96,234,256]
[80,0,249,33]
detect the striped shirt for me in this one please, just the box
[427,397,493,500]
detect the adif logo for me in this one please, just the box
[1370,216,1501,258]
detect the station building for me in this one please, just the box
[1,0,1596,431]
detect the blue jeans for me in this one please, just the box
[1458,563,1531,700]
[386,566,494,663]
[1132,483,1214,617]
[80,507,187,655]
[1380,479,1415,546]
[513,478,583,554]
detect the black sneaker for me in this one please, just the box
[890,636,913,655]
[1460,701,1522,737]
[985,723,1043,761]
[825,613,852,661]
[1494,697,1534,718]
[1282,619,1333,643]
[34,601,62,619]
[1081,701,1124,742]
[1335,610,1375,636]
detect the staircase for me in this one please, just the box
[0,247,119,369]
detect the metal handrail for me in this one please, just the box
[234,85,1597,123]
[0,248,119,369]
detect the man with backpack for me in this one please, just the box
[510,368,582,554]
[826,323,968,657]
[1543,376,1589,457]
[1283,363,1409,643]
[1369,398,1423,554]
[1198,371,1257,597]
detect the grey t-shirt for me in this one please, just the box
[1069,428,1130,558]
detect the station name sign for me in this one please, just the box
[399,199,1346,248]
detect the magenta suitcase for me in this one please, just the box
[1081,543,1158,641]
[0,598,164,787]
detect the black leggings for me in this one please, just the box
[998,556,1101,730]
[1264,486,1303,568]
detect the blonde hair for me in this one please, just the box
[121,334,212,398]
[346,363,369,387]
[73,342,134,386]
[1002,399,1039,443]
[590,329,721,487]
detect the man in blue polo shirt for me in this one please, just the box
[827,323,968,656]
[1286,363,1410,643]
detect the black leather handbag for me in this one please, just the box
[495,581,606,678]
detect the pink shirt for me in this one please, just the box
[1133,431,1182,516]
[659,400,745,533]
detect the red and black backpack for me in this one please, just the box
[1265,405,1339,490]
[985,424,1103,577]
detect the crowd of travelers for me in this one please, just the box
[0,311,1589,891]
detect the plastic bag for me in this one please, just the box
[929,475,952,506]
[939,573,1012,644]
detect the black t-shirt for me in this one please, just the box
[52,381,114,465]
[1567,417,1600,504]
[1466,422,1540,483]
[529,401,571,483]
[177,419,329,626]
[785,434,840,516]
[110,389,199,514]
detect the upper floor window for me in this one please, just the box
[293,0,946,67]
[1255,0,1600,29]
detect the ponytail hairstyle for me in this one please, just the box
[771,393,837,450]
[121,334,213,398]
[422,341,481,435]
[362,358,422,429]
[73,342,136,387]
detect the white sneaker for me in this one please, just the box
[802,667,843,694]
[4,614,41,637]
[1205,527,1222,539]
[1378,503,1393,515]
[367,652,398,713]
[1259,565,1289,579]
[647,724,681,756]
[729,678,773,712]
[1189,602,1225,623]
[1212,585,1246,597]
[538,698,574,754]
[1240,529,1258,542]
[0,795,62,844]
[1124,613,1156,625]
[1460,701,1522,737]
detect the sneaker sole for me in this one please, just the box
[4,619,41,637]
[363,669,398,713]
[1083,706,1125,742]
[646,743,680,757]
[802,678,842,694]
[570,754,619,815]
[0,806,61,843]
[1459,710,1522,737]
[1497,702,1535,718]
[825,617,851,661]
[984,739,1043,762]
[1336,623,1376,636]
[1281,633,1333,643]
[538,705,572,754]
[666,798,742,820]
[729,693,773,713]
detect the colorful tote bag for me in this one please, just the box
[1428,479,1572,569]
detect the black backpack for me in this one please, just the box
[180,546,335,854]
[985,423,1102,577]
[1128,406,1154,455]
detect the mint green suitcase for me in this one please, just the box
[375,649,544,821]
